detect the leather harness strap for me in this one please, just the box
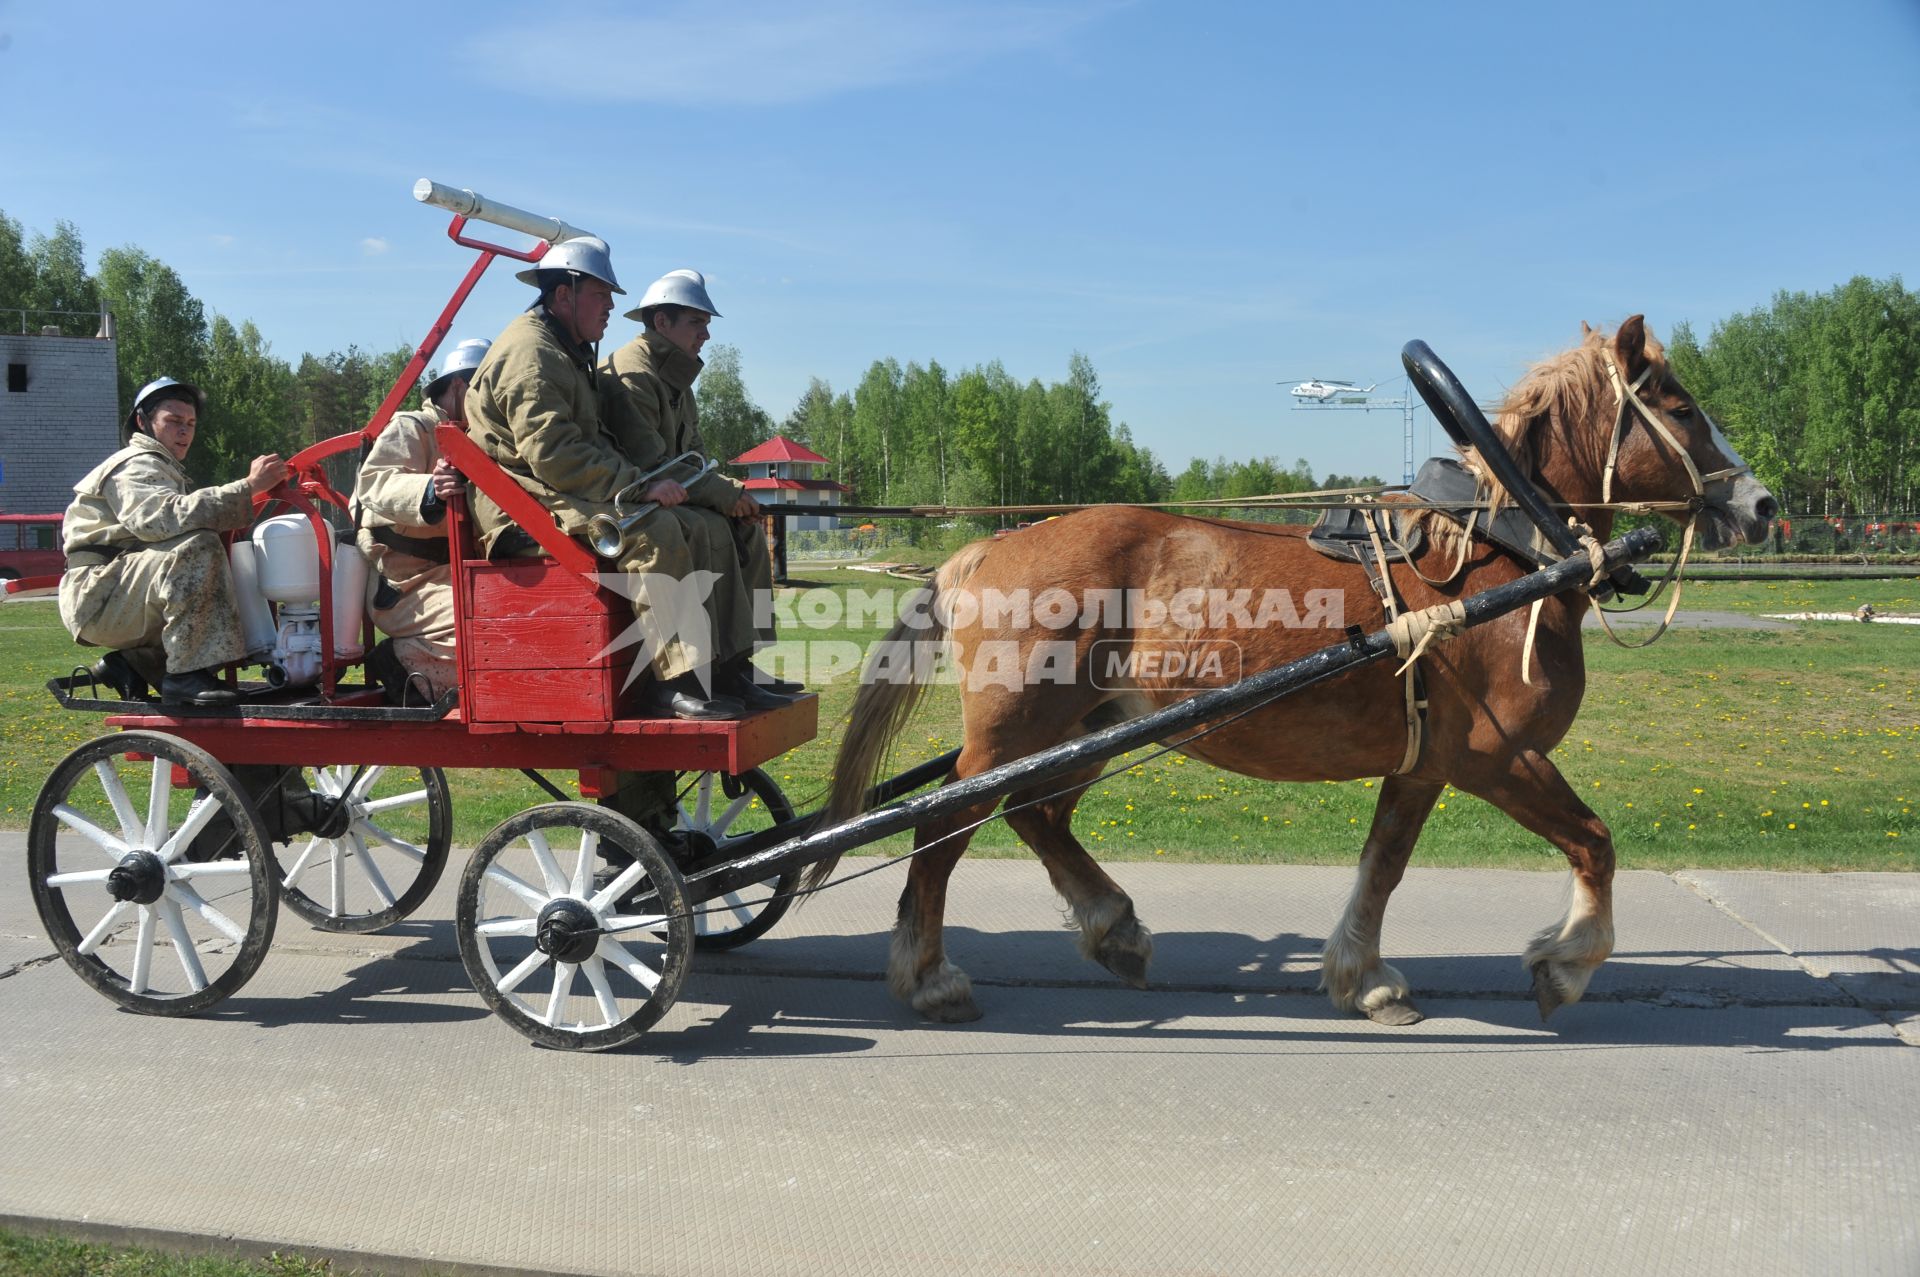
[1360,508,1428,776]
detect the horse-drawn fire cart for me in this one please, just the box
[19,182,1673,1049]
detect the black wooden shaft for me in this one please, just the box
[687,527,1662,900]
[1402,340,1581,560]
[1402,339,1641,601]
[679,748,964,879]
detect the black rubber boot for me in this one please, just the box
[160,668,239,707]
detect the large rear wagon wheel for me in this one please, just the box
[29,731,277,1015]
[676,768,801,951]
[457,803,692,1052]
[274,765,451,933]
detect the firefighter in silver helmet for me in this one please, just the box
[349,338,488,704]
[59,378,289,705]
[601,269,798,702]
[462,236,751,721]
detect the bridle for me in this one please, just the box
[1599,354,1753,510]
[1565,354,1757,656]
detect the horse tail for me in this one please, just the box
[808,539,992,893]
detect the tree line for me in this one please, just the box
[767,353,1174,511]
[1670,274,1918,516]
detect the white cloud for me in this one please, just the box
[360,237,391,256]
[460,1,1119,105]
[208,233,236,247]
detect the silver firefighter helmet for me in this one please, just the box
[624,268,721,322]
[514,235,625,294]
[421,337,493,398]
[124,376,207,441]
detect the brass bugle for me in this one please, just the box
[587,452,719,559]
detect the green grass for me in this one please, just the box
[0,1226,377,1277]
[4,574,1915,870]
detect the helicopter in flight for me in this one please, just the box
[1285,378,1377,402]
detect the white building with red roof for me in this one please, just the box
[731,436,851,530]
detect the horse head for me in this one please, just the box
[1580,316,1777,548]
[1494,318,1776,549]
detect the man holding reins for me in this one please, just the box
[601,269,796,701]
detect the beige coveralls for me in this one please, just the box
[350,403,458,699]
[464,309,742,682]
[59,433,253,683]
[601,331,774,657]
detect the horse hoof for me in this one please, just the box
[1364,998,1424,1027]
[1531,962,1564,1021]
[1103,949,1151,990]
[1094,917,1153,989]
[918,994,984,1024]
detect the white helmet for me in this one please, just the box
[422,338,492,397]
[124,375,206,442]
[624,268,721,323]
[514,235,625,294]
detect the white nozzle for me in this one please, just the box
[412,179,591,246]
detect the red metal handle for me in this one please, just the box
[448,215,552,264]
[283,216,555,482]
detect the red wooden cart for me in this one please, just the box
[25,185,827,1050]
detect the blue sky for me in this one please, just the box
[3,0,1917,483]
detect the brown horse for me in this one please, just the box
[825,317,1777,1026]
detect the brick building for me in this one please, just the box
[0,328,119,514]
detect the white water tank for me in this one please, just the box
[252,514,329,603]
[249,514,369,658]
[227,541,279,658]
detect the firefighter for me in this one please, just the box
[349,337,488,704]
[462,236,748,720]
[59,377,288,706]
[602,269,799,701]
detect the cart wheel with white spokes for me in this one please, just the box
[457,803,692,1051]
[676,768,800,951]
[28,731,277,1015]
[273,765,452,933]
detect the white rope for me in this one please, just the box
[1387,600,1469,677]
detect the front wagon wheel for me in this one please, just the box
[457,803,692,1052]
[29,731,277,1015]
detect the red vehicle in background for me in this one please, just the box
[0,513,64,582]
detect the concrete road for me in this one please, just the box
[2,832,1915,1276]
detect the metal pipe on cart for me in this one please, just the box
[684,526,1663,903]
[412,179,593,245]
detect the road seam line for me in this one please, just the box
[1670,870,1915,1046]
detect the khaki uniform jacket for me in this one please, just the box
[62,433,253,560]
[351,402,454,594]
[601,332,748,512]
[463,309,642,556]
[350,403,456,689]
[58,433,253,673]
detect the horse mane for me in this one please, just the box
[1400,321,1667,557]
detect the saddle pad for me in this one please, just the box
[1305,506,1423,564]
[1305,457,1557,569]
[1408,456,1558,568]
